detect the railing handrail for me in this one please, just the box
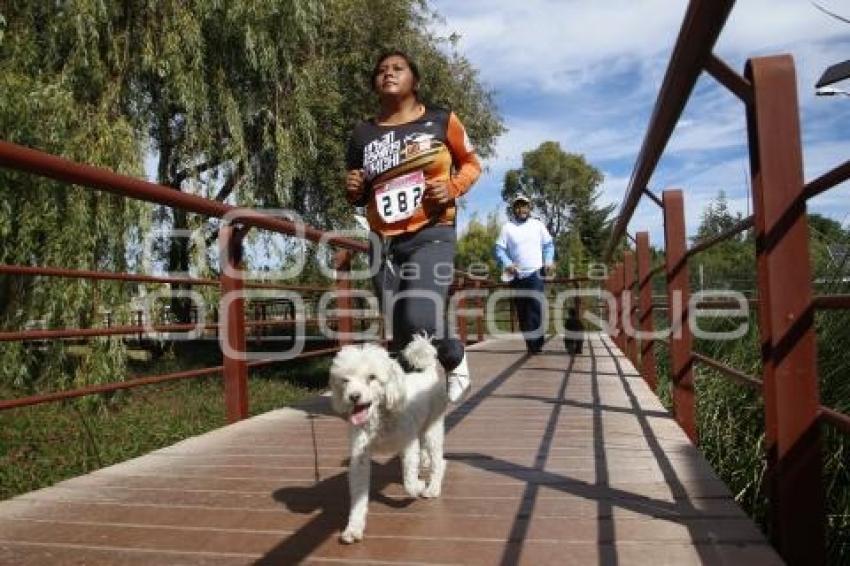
[0,263,336,292]
[0,140,368,253]
[1,137,559,418]
[602,2,850,561]
[0,138,377,421]
[605,0,736,259]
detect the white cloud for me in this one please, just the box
[719,0,849,55]
[433,0,686,93]
[434,0,849,93]
[433,0,850,250]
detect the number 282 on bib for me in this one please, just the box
[374,170,425,223]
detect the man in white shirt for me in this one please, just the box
[493,193,555,354]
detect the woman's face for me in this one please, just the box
[374,55,417,98]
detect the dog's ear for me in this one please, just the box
[381,361,406,412]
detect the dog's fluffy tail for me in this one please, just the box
[402,334,439,371]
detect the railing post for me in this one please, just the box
[662,189,696,444]
[510,291,518,333]
[334,250,353,347]
[253,303,261,347]
[573,280,583,340]
[636,232,658,392]
[613,262,624,352]
[474,279,484,343]
[219,224,249,423]
[746,55,824,564]
[601,274,609,332]
[548,285,557,341]
[604,269,615,344]
[623,251,638,366]
[456,277,468,345]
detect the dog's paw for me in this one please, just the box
[340,526,364,544]
[421,484,441,498]
[404,479,427,498]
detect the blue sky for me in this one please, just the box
[432,0,850,247]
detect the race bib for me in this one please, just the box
[374,170,425,223]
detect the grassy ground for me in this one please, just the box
[0,342,328,500]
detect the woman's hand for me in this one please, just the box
[424,179,452,206]
[345,169,365,203]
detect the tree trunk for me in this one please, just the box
[157,117,193,324]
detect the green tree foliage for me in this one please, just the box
[694,190,744,239]
[502,141,612,274]
[2,1,503,313]
[689,191,754,292]
[455,212,501,278]
[572,186,616,262]
[808,213,850,281]
[0,2,503,387]
[688,194,850,292]
[0,7,147,392]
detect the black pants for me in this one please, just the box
[511,272,546,353]
[370,225,465,372]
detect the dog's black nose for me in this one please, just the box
[349,392,361,403]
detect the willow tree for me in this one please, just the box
[0,1,504,383]
[0,3,146,390]
[125,0,501,291]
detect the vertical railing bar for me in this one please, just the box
[475,279,484,343]
[662,189,696,444]
[613,263,624,353]
[457,277,468,345]
[335,250,353,347]
[623,251,638,366]
[636,232,658,392]
[746,54,824,564]
[219,224,249,423]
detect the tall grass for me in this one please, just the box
[651,300,850,562]
[0,343,328,500]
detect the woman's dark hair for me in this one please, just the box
[370,50,421,93]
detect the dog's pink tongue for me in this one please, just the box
[349,404,370,426]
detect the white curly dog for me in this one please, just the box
[329,335,448,544]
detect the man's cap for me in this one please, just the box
[512,193,531,205]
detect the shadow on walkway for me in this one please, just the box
[453,337,743,564]
[259,349,532,564]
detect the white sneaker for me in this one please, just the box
[447,355,471,403]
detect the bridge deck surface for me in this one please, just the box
[0,334,781,565]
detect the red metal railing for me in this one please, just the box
[603,0,850,563]
[0,140,382,422]
[0,135,526,423]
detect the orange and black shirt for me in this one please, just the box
[346,106,481,237]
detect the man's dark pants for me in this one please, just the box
[511,272,546,353]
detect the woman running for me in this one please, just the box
[344,50,482,402]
